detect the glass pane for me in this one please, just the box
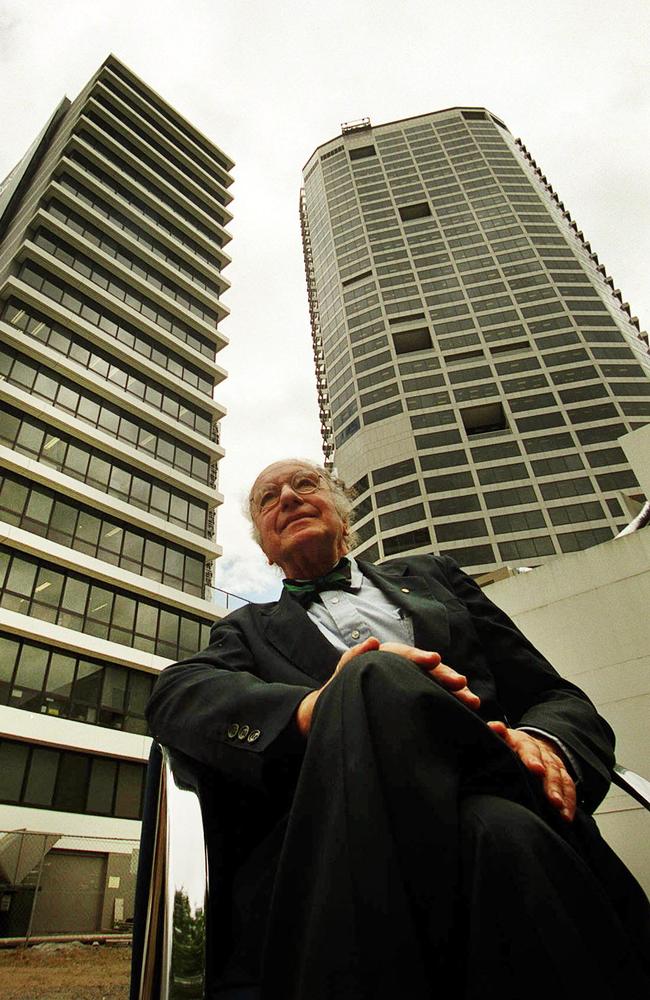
[101,666,126,711]
[65,444,90,477]
[87,585,113,623]
[24,747,59,806]
[46,652,76,700]
[49,501,77,541]
[53,752,88,812]
[0,741,29,801]
[143,539,164,572]
[135,602,157,637]
[87,757,116,815]
[0,550,10,589]
[114,762,143,819]
[5,557,38,598]
[0,410,20,445]
[74,660,103,706]
[112,594,136,632]
[60,577,88,614]
[87,455,111,488]
[0,477,29,519]
[33,567,65,608]
[178,618,200,657]
[101,522,124,555]
[25,490,54,527]
[126,671,153,717]
[75,511,101,552]
[0,636,20,701]
[16,423,45,455]
[14,645,49,691]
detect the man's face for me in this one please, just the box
[250,461,348,577]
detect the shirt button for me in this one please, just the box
[331,596,339,604]
[247,729,261,743]
[351,629,360,639]
[237,725,250,740]
[227,723,239,739]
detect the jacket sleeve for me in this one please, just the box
[438,556,616,812]
[145,616,316,793]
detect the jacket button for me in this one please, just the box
[401,587,410,593]
[227,723,239,739]
[247,729,261,743]
[237,724,250,740]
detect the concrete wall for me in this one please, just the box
[487,526,650,895]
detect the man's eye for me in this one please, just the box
[294,475,318,491]
[259,490,278,508]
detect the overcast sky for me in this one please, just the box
[1,0,648,602]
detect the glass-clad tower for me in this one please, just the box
[0,56,232,933]
[300,110,650,575]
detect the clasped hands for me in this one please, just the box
[296,636,576,822]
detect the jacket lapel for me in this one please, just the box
[358,560,451,652]
[260,588,340,685]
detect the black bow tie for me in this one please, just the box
[283,558,352,608]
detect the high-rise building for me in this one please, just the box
[300,110,650,575]
[0,56,232,933]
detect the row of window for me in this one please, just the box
[3,299,213,437]
[0,632,153,734]
[32,228,217,348]
[17,261,214,392]
[0,469,206,597]
[0,545,212,660]
[0,344,211,482]
[47,198,220,323]
[73,129,224,257]
[0,738,145,819]
[0,403,209,535]
[67,149,223,267]
[86,102,226,224]
[58,173,223,293]
[106,62,232,178]
[99,76,228,207]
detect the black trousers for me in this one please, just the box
[226,652,649,999]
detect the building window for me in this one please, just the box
[399,203,432,222]
[461,402,507,436]
[392,328,433,354]
[0,546,211,660]
[349,145,377,161]
[438,543,495,568]
[0,738,145,819]
[383,527,431,556]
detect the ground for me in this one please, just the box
[0,941,130,1000]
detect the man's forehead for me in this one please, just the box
[252,460,316,490]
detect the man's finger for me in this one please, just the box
[487,725,577,822]
[378,642,441,667]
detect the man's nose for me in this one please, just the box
[278,482,302,506]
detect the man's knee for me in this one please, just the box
[322,648,459,719]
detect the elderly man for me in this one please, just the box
[147,459,649,1000]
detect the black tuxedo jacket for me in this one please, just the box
[147,554,615,815]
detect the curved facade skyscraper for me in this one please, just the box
[300,109,650,575]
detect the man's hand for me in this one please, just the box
[296,637,480,737]
[487,721,577,822]
[378,642,481,712]
[296,637,381,737]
